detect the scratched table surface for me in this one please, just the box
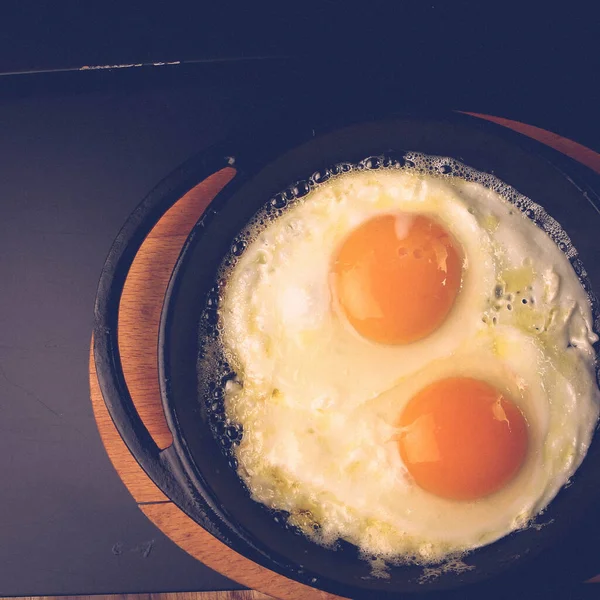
[1,16,600,596]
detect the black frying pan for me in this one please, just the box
[94,112,600,599]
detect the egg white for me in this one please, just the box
[219,167,600,564]
[221,171,495,413]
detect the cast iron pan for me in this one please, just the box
[94,111,600,599]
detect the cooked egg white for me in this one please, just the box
[222,171,495,412]
[218,165,599,564]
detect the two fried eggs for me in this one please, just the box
[216,157,600,565]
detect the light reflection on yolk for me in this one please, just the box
[331,214,462,344]
[397,377,528,501]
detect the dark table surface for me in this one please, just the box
[2,5,600,597]
[0,67,253,597]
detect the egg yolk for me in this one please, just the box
[331,214,462,344]
[397,377,528,501]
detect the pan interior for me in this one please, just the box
[201,150,599,561]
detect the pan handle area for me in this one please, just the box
[93,143,241,519]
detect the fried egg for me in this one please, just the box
[217,158,599,565]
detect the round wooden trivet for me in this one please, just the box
[89,116,600,599]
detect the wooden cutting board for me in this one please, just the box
[89,114,600,599]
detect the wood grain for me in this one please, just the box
[89,117,600,598]
[463,112,600,175]
[141,504,342,600]
[118,167,236,449]
[90,351,167,503]
[2,594,272,600]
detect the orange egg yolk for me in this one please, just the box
[397,377,528,501]
[331,214,462,344]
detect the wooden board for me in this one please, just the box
[3,594,271,600]
[2,593,271,600]
[89,115,600,599]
